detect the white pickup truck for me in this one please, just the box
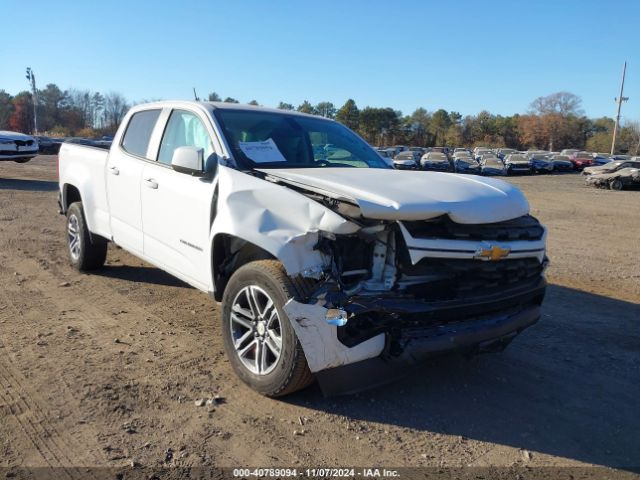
[58,101,547,396]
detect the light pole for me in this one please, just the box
[610,61,628,155]
[25,67,38,135]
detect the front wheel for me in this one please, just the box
[66,202,108,271]
[221,260,315,397]
[610,179,624,191]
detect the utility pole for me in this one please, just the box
[25,67,38,135]
[611,61,628,155]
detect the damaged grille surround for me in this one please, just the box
[304,213,548,354]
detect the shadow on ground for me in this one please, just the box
[96,264,190,289]
[0,178,58,191]
[287,285,640,471]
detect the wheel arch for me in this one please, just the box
[62,183,82,213]
[211,233,276,301]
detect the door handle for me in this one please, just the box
[108,166,119,175]
[144,178,158,189]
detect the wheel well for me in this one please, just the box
[63,184,81,212]
[211,234,275,301]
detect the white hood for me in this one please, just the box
[258,168,529,224]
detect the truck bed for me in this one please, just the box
[58,143,112,239]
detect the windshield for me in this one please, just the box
[508,155,528,162]
[426,153,448,160]
[214,109,389,169]
[553,155,570,161]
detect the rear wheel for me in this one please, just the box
[221,260,315,397]
[14,158,31,163]
[66,202,107,271]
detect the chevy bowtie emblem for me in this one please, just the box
[475,245,511,261]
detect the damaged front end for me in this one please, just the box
[279,194,548,395]
[214,166,548,395]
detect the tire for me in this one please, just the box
[221,260,315,397]
[610,179,624,191]
[66,202,107,271]
[14,158,31,163]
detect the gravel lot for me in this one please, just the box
[1,156,639,478]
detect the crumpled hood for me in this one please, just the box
[258,168,529,223]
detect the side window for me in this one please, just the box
[158,110,215,168]
[121,109,161,159]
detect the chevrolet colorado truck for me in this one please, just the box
[58,101,547,396]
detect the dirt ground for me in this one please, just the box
[1,156,639,478]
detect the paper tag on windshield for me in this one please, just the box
[238,138,286,163]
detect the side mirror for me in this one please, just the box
[171,146,205,176]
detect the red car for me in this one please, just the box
[569,151,594,170]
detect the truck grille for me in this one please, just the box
[402,215,544,242]
[404,257,545,301]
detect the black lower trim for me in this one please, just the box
[317,304,541,396]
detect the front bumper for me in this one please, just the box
[0,151,38,160]
[316,300,542,396]
[286,275,546,395]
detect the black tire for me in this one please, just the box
[610,179,624,191]
[14,158,31,163]
[221,260,315,397]
[66,202,107,271]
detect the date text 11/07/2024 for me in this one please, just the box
[232,468,400,477]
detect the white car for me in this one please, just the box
[0,130,39,162]
[58,101,548,396]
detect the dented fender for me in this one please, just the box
[211,165,360,276]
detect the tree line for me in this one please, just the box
[1,86,638,154]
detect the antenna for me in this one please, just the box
[611,61,629,155]
[193,87,200,101]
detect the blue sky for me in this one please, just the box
[2,0,639,121]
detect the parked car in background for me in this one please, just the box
[0,130,39,162]
[496,148,517,160]
[583,159,640,176]
[420,152,451,171]
[586,167,640,190]
[560,149,579,156]
[428,146,449,155]
[529,154,554,174]
[504,154,532,175]
[409,146,426,156]
[569,151,594,170]
[453,147,471,156]
[375,148,394,168]
[549,155,574,172]
[480,157,506,175]
[473,148,493,160]
[592,152,613,165]
[393,150,420,170]
[454,156,480,174]
[35,136,57,154]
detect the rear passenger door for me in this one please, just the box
[106,109,161,255]
[140,108,217,290]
